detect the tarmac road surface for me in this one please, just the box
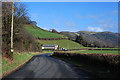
[3,53,91,79]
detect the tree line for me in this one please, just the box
[2,2,41,57]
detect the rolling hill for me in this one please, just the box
[60,31,78,40]
[24,24,83,49]
[24,25,66,38]
[38,40,83,49]
[60,31,120,48]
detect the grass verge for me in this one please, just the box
[1,52,42,78]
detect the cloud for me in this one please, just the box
[65,21,76,27]
[88,26,103,32]
[76,14,104,19]
[111,10,118,15]
[75,14,84,19]
[94,18,118,29]
[87,15,98,19]
[54,21,59,25]
[99,23,117,28]
[88,18,118,32]
[42,28,50,31]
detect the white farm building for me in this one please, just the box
[42,45,58,50]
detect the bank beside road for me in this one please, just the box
[1,52,43,78]
[52,51,120,78]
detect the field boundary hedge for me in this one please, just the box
[37,38,68,40]
[88,48,120,51]
[53,51,120,77]
[67,48,120,51]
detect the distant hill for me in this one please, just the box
[60,31,120,48]
[59,31,78,40]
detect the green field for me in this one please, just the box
[71,50,119,54]
[24,25,66,38]
[95,48,120,50]
[38,40,84,49]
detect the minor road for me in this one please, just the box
[3,53,91,79]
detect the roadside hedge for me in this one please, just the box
[53,51,120,77]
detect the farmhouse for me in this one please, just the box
[42,45,58,50]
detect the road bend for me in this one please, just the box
[3,53,91,79]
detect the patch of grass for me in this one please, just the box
[71,50,119,54]
[2,52,41,74]
[24,24,66,38]
[38,40,84,49]
[42,50,54,53]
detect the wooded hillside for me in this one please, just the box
[2,2,41,57]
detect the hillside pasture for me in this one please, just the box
[24,25,66,38]
[38,40,83,49]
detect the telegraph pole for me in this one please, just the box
[11,2,14,57]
